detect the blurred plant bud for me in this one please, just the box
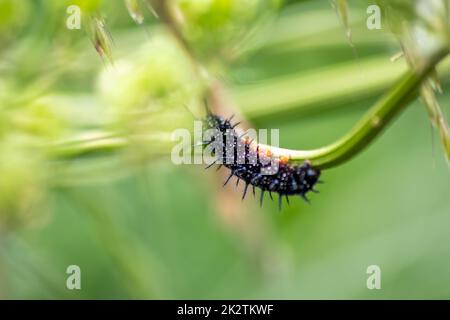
[11,97,69,141]
[98,34,203,159]
[0,134,49,232]
[89,16,114,63]
[174,0,280,61]
[331,0,352,45]
[421,81,450,164]
[125,0,145,24]
[378,0,449,66]
[0,94,70,231]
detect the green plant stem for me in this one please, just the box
[148,0,449,170]
[49,132,128,159]
[263,48,449,169]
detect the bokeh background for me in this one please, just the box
[0,0,450,299]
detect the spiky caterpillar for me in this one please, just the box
[203,114,321,209]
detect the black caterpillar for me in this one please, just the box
[203,114,321,209]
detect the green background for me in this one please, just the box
[0,0,449,299]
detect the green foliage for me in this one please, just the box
[71,0,103,13]
[98,35,202,124]
[0,0,30,38]
[0,0,449,299]
[177,0,280,60]
[0,135,48,231]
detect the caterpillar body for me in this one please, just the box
[203,114,321,209]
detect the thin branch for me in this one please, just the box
[261,48,449,169]
[49,132,128,159]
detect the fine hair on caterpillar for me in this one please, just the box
[202,113,321,209]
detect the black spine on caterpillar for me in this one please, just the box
[203,114,321,209]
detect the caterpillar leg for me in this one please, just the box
[223,172,233,187]
[300,193,310,204]
[242,183,249,200]
[260,190,265,207]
